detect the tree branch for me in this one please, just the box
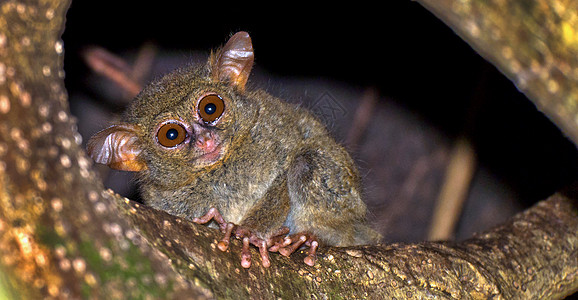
[416,0,578,148]
[120,190,577,298]
[0,0,576,299]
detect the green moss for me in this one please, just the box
[0,267,21,300]
[37,224,174,298]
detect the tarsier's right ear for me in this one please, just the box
[87,124,147,172]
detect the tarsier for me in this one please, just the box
[87,32,381,268]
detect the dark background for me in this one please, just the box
[62,0,577,245]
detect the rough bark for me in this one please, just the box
[0,0,576,299]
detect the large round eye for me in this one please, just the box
[198,94,225,124]
[156,122,187,148]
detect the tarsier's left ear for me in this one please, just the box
[87,124,147,172]
[210,31,254,91]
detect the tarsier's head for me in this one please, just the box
[87,32,257,187]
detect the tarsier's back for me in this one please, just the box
[88,31,381,268]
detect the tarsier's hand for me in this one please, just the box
[269,232,318,267]
[193,207,318,268]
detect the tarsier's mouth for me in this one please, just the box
[195,142,223,163]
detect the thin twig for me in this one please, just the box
[82,46,144,99]
[428,137,476,241]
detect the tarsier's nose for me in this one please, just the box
[195,129,217,153]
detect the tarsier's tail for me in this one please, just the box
[354,224,383,245]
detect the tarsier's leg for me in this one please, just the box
[280,150,373,266]
[193,175,292,268]
[234,175,292,268]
